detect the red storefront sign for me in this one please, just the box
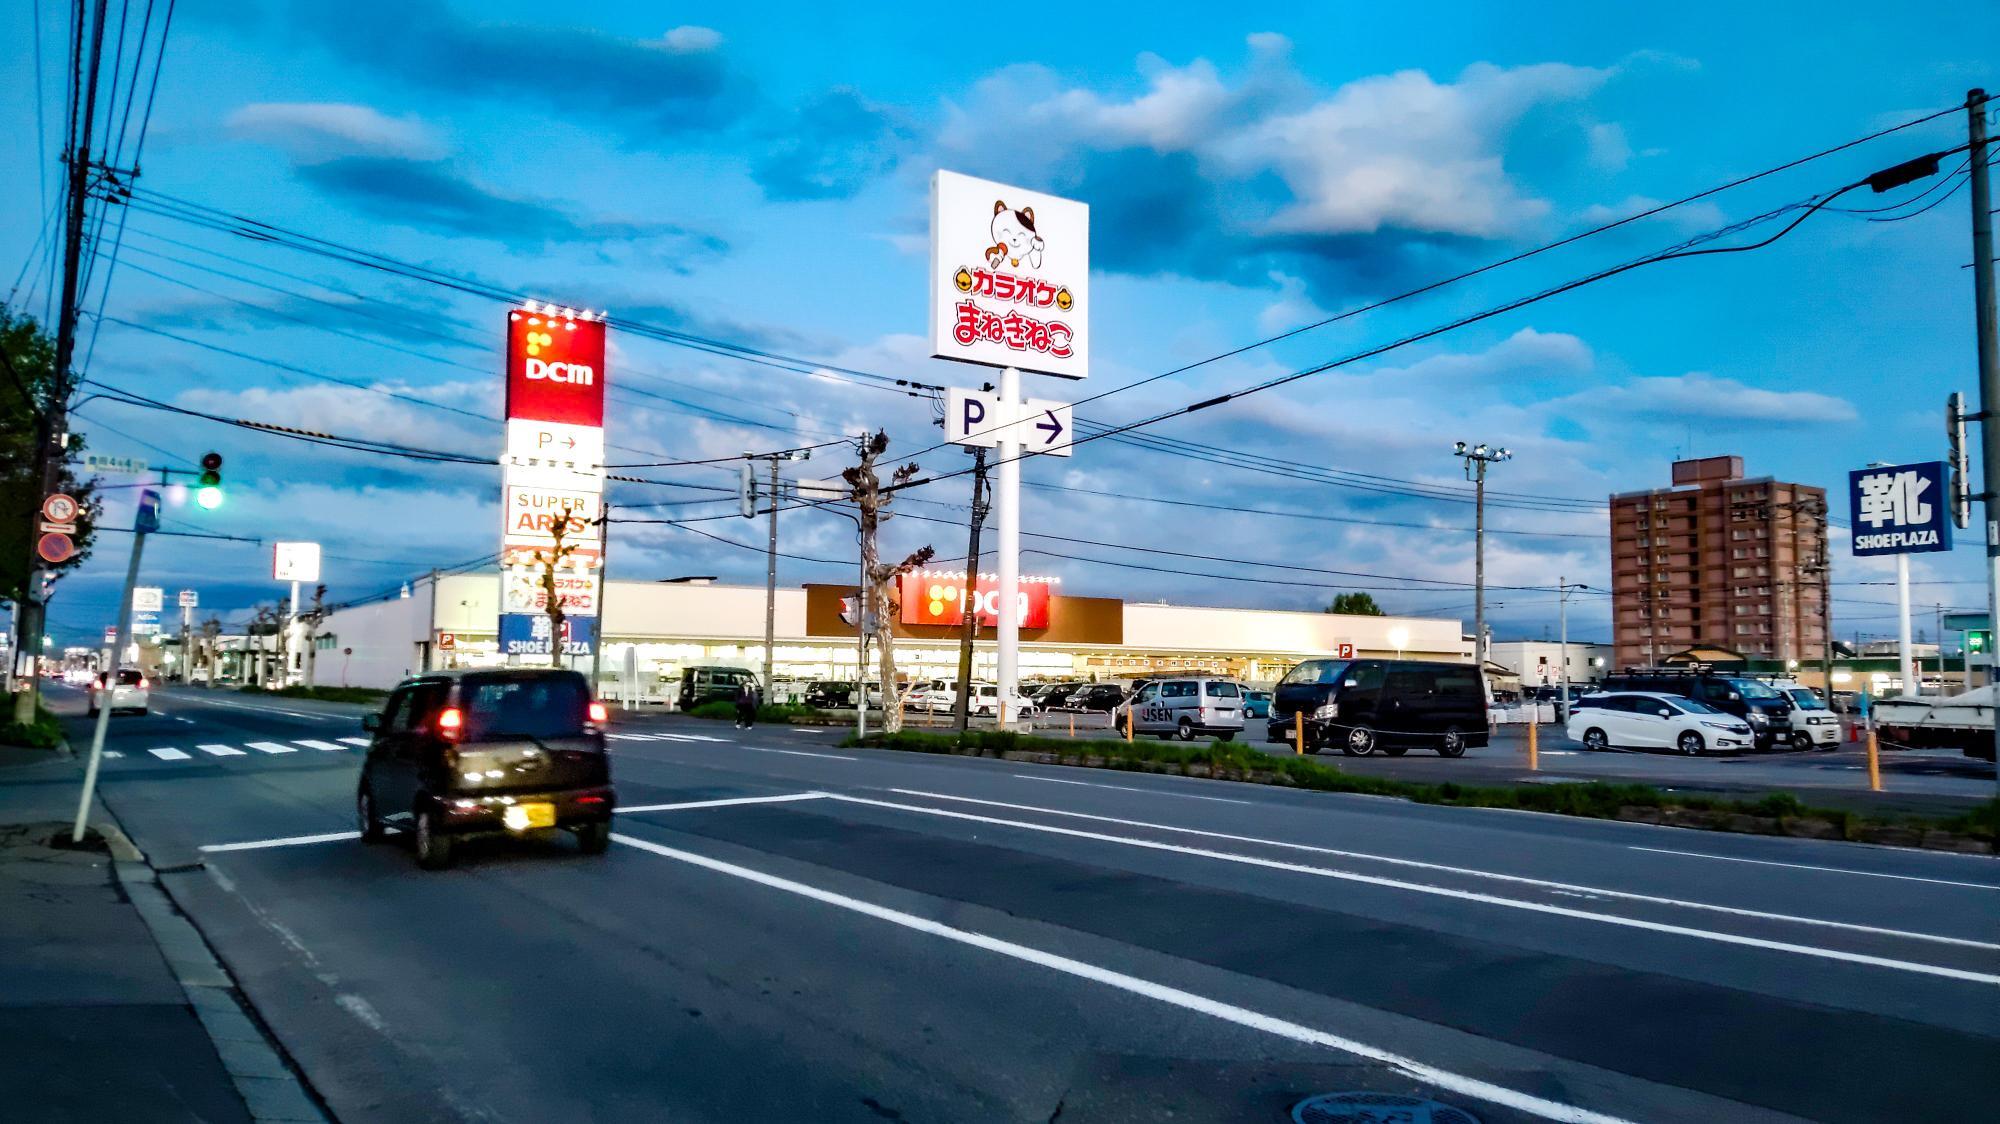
[900,571,1052,629]
[505,310,607,426]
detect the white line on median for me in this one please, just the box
[829,794,2000,986]
[618,793,830,814]
[1628,847,2000,890]
[1010,774,1254,805]
[610,831,1638,1124]
[888,790,2000,952]
[200,831,361,853]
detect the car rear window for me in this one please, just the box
[462,675,589,740]
[1203,681,1240,698]
[116,670,144,685]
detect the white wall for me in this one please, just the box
[1489,641,1607,686]
[312,595,430,689]
[1121,605,1462,660]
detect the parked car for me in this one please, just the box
[1240,689,1272,721]
[88,669,149,716]
[677,665,758,711]
[1598,670,1790,749]
[1026,682,1080,712]
[802,680,883,709]
[968,684,1034,719]
[357,668,614,870]
[1116,677,1245,741]
[1068,683,1128,713]
[1769,680,1842,749]
[1267,658,1488,757]
[1565,691,1753,755]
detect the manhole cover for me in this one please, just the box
[1293,1090,1480,1124]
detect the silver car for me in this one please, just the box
[1118,677,1245,741]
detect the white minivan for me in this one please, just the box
[1118,677,1245,741]
[1566,690,1753,755]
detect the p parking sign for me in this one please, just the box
[1849,461,1952,557]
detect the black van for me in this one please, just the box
[1267,658,1489,757]
[1597,670,1789,749]
[356,669,614,869]
[677,665,757,711]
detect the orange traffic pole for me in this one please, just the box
[1124,708,1133,743]
[1068,713,1075,738]
[1293,714,1305,756]
[1527,716,1539,771]
[1865,727,1883,792]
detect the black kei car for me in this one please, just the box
[356,669,615,870]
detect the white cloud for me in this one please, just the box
[1255,271,1326,335]
[1587,122,1631,170]
[1571,371,1858,427]
[662,25,722,52]
[225,102,440,162]
[1577,194,1725,232]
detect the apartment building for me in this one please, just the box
[1609,455,1828,670]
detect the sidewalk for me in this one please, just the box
[0,752,321,1122]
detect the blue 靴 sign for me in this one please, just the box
[1849,461,1953,557]
[497,613,597,657]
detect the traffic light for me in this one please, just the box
[738,458,755,518]
[1967,630,1988,656]
[196,451,224,509]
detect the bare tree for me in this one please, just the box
[300,584,328,687]
[248,603,283,686]
[199,615,221,686]
[535,505,582,669]
[842,431,933,733]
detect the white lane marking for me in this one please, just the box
[742,745,858,762]
[245,741,297,755]
[199,830,360,853]
[196,744,246,757]
[1011,773,1254,805]
[618,793,829,814]
[829,795,2000,986]
[336,994,388,1033]
[606,734,649,741]
[174,716,197,724]
[171,695,342,721]
[611,832,1636,1124]
[295,739,347,752]
[103,751,123,759]
[337,737,371,747]
[1629,847,2000,891]
[888,790,2000,952]
[148,747,191,760]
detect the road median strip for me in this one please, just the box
[844,729,1998,853]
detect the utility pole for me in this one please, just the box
[743,448,811,694]
[16,0,111,725]
[1558,577,1571,719]
[74,485,158,843]
[1966,87,1999,783]
[1453,441,1511,673]
[952,448,991,733]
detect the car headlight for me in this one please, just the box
[1700,721,1738,732]
[1746,712,1766,725]
[1313,702,1339,720]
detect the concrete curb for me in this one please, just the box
[100,823,334,1123]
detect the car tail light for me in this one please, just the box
[436,707,463,741]
[588,701,608,724]
[576,794,607,805]
[137,677,149,690]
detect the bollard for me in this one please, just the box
[1865,727,1883,792]
[1294,713,1305,756]
[1527,717,1539,771]
[1124,708,1134,743]
[1068,713,1075,738]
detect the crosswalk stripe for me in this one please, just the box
[197,744,245,757]
[148,747,191,760]
[246,741,296,754]
[296,739,347,752]
[337,737,371,747]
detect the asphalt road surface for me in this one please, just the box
[48,683,2000,1123]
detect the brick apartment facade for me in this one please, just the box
[1610,456,1829,670]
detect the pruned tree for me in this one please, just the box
[248,603,284,686]
[199,616,221,686]
[536,505,582,669]
[300,584,328,687]
[841,431,932,733]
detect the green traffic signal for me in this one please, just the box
[1968,631,1988,655]
[196,451,224,509]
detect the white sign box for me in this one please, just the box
[132,587,164,614]
[944,388,1073,457]
[505,418,605,470]
[272,542,322,583]
[930,170,1089,380]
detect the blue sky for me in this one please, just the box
[4,1,1994,648]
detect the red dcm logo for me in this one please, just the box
[506,303,607,427]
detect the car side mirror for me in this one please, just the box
[1727,691,1741,701]
[1343,679,1359,688]
[1656,709,1672,718]
[362,713,381,732]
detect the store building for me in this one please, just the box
[1487,640,1608,689]
[310,571,1466,698]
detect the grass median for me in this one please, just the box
[844,728,1996,853]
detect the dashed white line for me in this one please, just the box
[197,744,245,757]
[200,831,361,853]
[828,794,2000,986]
[741,745,858,762]
[147,747,191,760]
[1010,773,1255,805]
[295,739,347,752]
[245,741,297,755]
[171,696,342,721]
[1629,847,2000,891]
[611,832,1639,1124]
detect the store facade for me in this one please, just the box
[313,572,1467,697]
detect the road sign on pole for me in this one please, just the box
[84,454,147,476]
[41,494,79,523]
[944,388,1072,457]
[178,590,198,609]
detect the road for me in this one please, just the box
[44,683,2000,1123]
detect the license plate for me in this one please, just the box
[508,802,557,830]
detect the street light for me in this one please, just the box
[1387,626,1409,657]
[1452,440,1513,673]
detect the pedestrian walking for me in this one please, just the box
[736,680,760,729]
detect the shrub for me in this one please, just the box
[0,706,64,750]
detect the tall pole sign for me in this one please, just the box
[499,303,608,662]
[1851,461,1952,697]
[930,171,1089,710]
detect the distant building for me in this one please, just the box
[1489,640,1608,688]
[1610,455,1828,671]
